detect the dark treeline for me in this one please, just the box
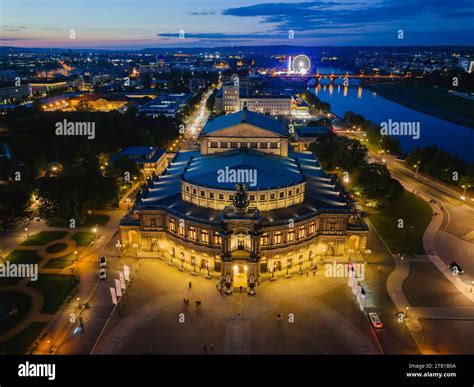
[301,90,331,113]
[0,107,180,230]
[343,111,402,154]
[406,146,474,187]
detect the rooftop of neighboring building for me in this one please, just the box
[296,126,332,137]
[201,108,288,136]
[110,146,166,164]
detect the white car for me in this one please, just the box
[98,256,106,268]
[99,268,107,280]
[368,312,383,329]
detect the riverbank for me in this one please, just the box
[366,82,474,129]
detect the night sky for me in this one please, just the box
[1,0,473,48]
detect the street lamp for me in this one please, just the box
[285,261,291,278]
[413,163,420,178]
[205,262,211,279]
[191,257,197,274]
[92,227,98,242]
[74,250,79,262]
[132,243,139,256]
[180,254,185,271]
[320,246,327,263]
[364,249,372,264]
[115,240,123,257]
[461,184,470,201]
[470,281,474,292]
[298,256,304,274]
[24,227,30,238]
[77,297,81,309]
[347,248,354,262]
[405,306,410,317]
[169,250,174,266]
[46,339,52,353]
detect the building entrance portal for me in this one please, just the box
[233,264,248,289]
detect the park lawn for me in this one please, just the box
[81,214,110,227]
[48,214,110,228]
[21,231,68,246]
[0,292,32,334]
[0,322,47,354]
[368,191,432,255]
[28,274,79,314]
[45,242,68,254]
[369,83,474,129]
[44,253,76,269]
[72,231,95,247]
[5,250,42,264]
[0,250,42,286]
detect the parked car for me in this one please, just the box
[449,262,464,275]
[368,312,383,329]
[98,256,106,268]
[99,268,107,280]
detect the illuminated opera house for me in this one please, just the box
[119,108,368,293]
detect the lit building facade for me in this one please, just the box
[119,109,368,293]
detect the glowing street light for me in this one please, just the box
[461,184,470,200]
[413,163,420,178]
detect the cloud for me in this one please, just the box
[222,0,474,33]
[188,11,216,16]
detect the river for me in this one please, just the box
[309,67,474,162]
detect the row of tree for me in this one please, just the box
[406,146,474,188]
[301,90,331,113]
[309,133,404,206]
[343,111,402,153]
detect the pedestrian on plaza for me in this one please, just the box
[210,344,214,352]
[198,300,202,307]
[277,313,282,322]
[183,298,186,305]
[196,300,199,308]
[203,345,207,354]
[239,285,243,293]
[189,281,192,289]
[313,270,316,276]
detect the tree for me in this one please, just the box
[354,163,404,206]
[309,133,368,172]
[0,183,32,231]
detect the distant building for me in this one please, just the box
[188,78,206,92]
[138,93,193,117]
[110,146,168,178]
[292,126,332,151]
[0,70,19,83]
[29,80,71,95]
[215,84,292,116]
[458,58,474,73]
[68,93,152,112]
[0,84,32,103]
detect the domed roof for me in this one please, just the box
[182,149,303,190]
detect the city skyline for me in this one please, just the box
[1,0,474,49]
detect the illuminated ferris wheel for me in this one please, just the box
[292,54,311,75]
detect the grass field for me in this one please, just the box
[368,83,474,129]
[0,292,32,334]
[72,231,95,246]
[0,322,47,354]
[5,250,41,264]
[28,274,79,314]
[45,242,68,254]
[21,231,68,246]
[44,253,76,269]
[368,191,432,255]
[48,214,110,228]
